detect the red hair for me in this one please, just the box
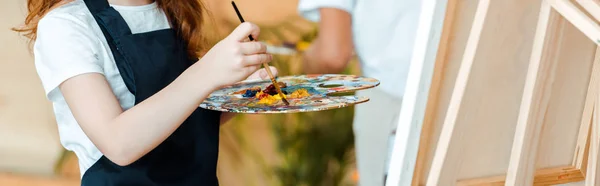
[13,0,209,58]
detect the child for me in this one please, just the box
[297,0,422,185]
[14,0,275,185]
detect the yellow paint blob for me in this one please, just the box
[289,89,310,99]
[256,89,311,105]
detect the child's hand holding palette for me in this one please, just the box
[200,74,380,113]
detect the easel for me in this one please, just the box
[386,0,600,185]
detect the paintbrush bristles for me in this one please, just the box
[266,66,290,105]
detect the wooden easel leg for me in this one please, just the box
[586,48,600,186]
[573,45,600,175]
[586,105,599,186]
[384,0,450,185]
[505,1,563,185]
[425,0,492,184]
[410,0,463,185]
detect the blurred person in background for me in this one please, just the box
[297,0,422,185]
[14,0,276,185]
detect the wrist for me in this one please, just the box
[182,62,220,98]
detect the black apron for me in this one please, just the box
[81,0,221,185]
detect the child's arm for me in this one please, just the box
[61,69,212,166]
[302,8,354,74]
[58,22,272,166]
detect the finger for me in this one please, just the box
[249,27,260,41]
[242,54,272,66]
[245,70,262,80]
[240,42,267,55]
[244,65,260,77]
[245,66,277,80]
[227,22,261,41]
[258,66,278,79]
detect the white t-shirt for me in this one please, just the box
[298,0,422,99]
[33,0,170,177]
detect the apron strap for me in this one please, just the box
[83,0,133,41]
[83,0,137,95]
[82,0,109,14]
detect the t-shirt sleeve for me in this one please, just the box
[34,13,104,101]
[297,0,355,22]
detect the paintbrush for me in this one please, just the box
[231,1,290,106]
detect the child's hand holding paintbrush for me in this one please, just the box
[231,1,290,106]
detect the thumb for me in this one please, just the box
[259,66,278,80]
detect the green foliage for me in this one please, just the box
[259,20,358,185]
[265,52,357,186]
[269,110,355,186]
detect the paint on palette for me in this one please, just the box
[199,74,380,113]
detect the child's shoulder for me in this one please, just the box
[40,0,96,29]
[47,0,91,15]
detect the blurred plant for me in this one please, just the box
[267,55,358,186]
[269,109,356,186]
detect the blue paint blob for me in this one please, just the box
[242,89,258,98]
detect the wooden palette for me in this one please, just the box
[199,74,380,113]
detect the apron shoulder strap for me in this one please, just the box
[82,0,109,14]
[83,0,137,95]
[83,0,133,40]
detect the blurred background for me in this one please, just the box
[0,0,362,185]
